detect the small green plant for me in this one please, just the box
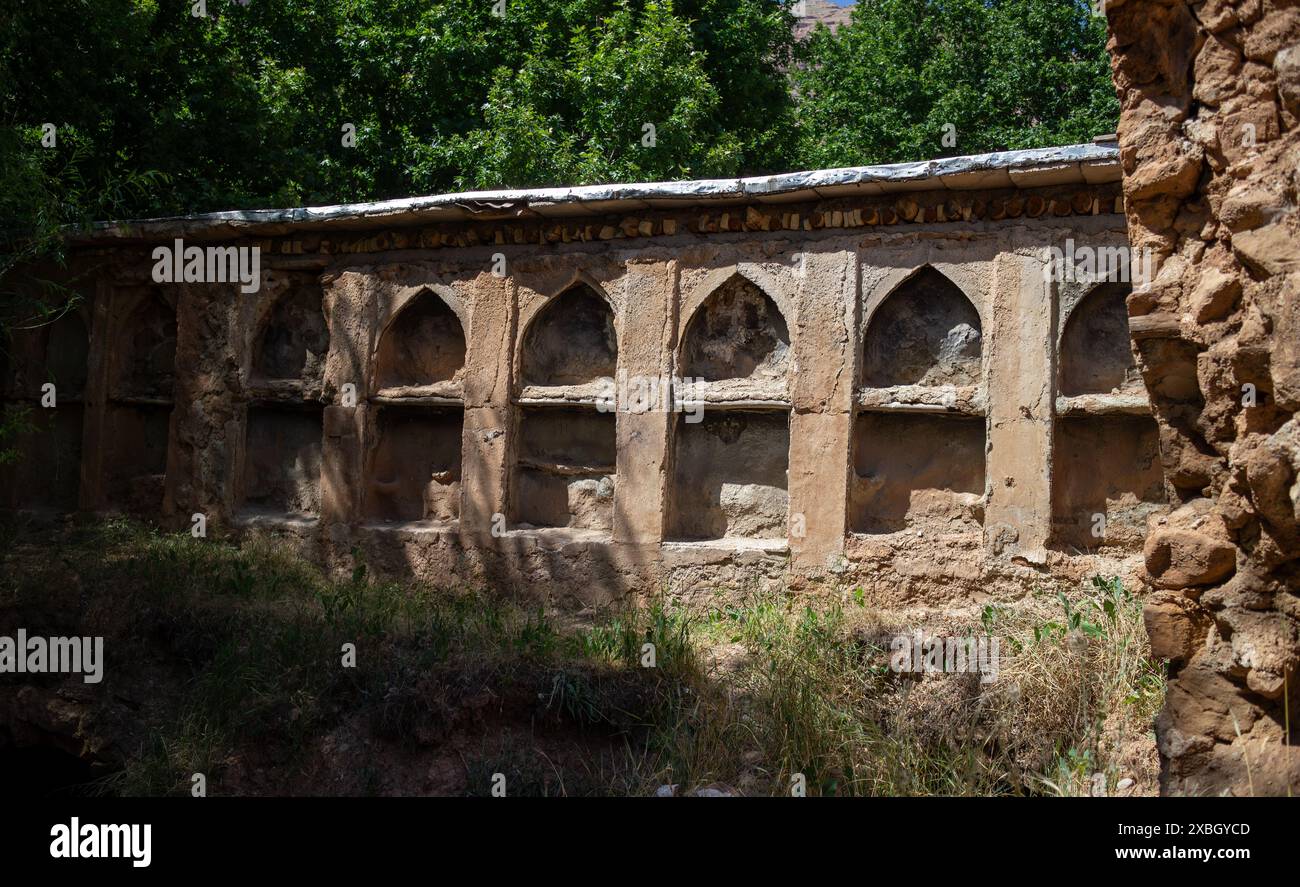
[1035,746,1100,796]
[0,404,35,467]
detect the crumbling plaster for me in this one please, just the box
[2,186,1165,616]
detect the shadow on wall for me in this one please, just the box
[512,283,617,532]
[106,289,176,516]
[365,287,466,524]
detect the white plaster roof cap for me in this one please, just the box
[79,142,1119,241]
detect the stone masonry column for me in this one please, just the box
[1106,0,1300,794]
[319,269,369,526]
[165,281,239,529]
[77,277,115,512]
[788,249,856,571]
[983,252,1054,560]
[613,257,675,545]
[459,271,515,544]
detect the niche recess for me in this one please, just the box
[242,405,323,516]
[669,274,790,542]
[680,275,790,388]
[374,288,466,393]
[365,288,465,524]
[512,284,617,531]
[1052,281,1165,549]
[240,279,327,519]
[0,306,90,511]
[105,289,176,515]
[252,282,329,389]
[852,267,986,534]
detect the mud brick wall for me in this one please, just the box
[1106,0,1300,794]
[3,176,1166,618]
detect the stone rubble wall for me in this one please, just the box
[1106,0,1300,794]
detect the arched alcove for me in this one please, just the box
[1059,281,1140,396]
[374,289,466,390]
[239,282,329,520]
[863,267,981,388]
[510,283,617,531]
[1051,282,1163,549]
[41,311,89,395]
[680,274,790,382]
[106,290,176,515]
[362,289,465,524]
[116,292,176,399]
[669,275,791,542]
[254,284,329,384]
[852,267,986,536]
[520,284,616,387]
[5,309,90,511]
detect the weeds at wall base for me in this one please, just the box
[0,518,1164,797]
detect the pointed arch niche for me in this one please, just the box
[252,281,329,388]
[668,272,791,543]
[240,276,329,520]
[364,287,466,524]
[0,301,90,511]
[104,287,177,515]
[1051,280,1164,550]
[512,282,617,532]
[852,266,986,535]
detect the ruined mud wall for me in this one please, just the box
[3,165,1167,617]
[1106,0,1300,794]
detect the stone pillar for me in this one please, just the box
[165,282,239,529]
[459,272,515,543]
[319,270,369,526]
[613,258,674,545]
[78,277,115,512]
[982,253,1053,560]
[789,250,856,569]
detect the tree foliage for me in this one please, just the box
[1,0,1116,224]
[793,0,1117,168]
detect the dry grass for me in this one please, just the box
[624,577,1165,796]
[0,518,1166,796]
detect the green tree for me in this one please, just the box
[0,0,1116,224]
[434,0,745,189]
[2,0,796,213]
[792,0,1117,168]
